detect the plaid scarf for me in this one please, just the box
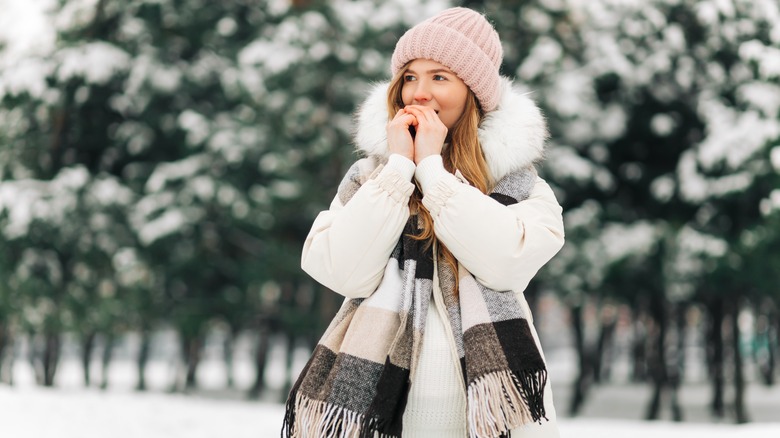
[283,158,548,438]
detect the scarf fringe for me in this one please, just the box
[282,393,399,438]
[467,369,548,438]
[359,414,399,438]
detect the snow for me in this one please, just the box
[56,42,132,85]
[0,57,55,99]
[1,385,779,438]
[544,144,617,193]
[177,110,211,147]
[0,166,109,238]
[145,155,208,193]
[597,104,627,140]
[563,200,601,230]
[739,82,780,119]
[649,174,676,202]
[677,149,756,204]
[697,98,778,171]
[137,209,189,246]
[238,40,304,74]
[677,226,728,258]
[650,113,676,136]
[0,0,55,62]
[771,147,780,172]
[54,0,101,32]
[0,180,41,238]
[760,189,780,216]
[89,176,134,206]
[546,146,598,183]
[269,180,301,199]
[266,0,291,17]
[600,221,658,263]
[739,40,780,79]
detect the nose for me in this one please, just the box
[412,81,432,104]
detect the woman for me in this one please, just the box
[283,7,564,438]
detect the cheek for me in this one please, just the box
[401,85,413,105]
[443,99,467,128]
[443,112,461,129]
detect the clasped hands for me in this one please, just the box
[386,105,448,165]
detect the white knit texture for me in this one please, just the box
[401,306,561,437]
[401,303,561,437]
[402,304,468,437]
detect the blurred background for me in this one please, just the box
[1,0,779,434]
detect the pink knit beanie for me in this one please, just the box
[391,7,503,112]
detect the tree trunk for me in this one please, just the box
[29,334,43,386]
[768,310,777,386]
[81,331,97,387]
[756,304,776,386]
[281,331,297,403]
[223,328,236,389]
[0,323,8,383]
[100,334,115,390]
[524,282,541,325]
[136,330,151,391]
[567,304,591,416]
[631,310,648,382]
[594,307,617,384]
[182,335,203,391]
[42,332,61,387]
[709,297,725,418]
[731,299,749,424]
[248,325,271,400]
[669,304,685,422]
[644,295,667,421]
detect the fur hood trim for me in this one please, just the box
[353,77,549,181]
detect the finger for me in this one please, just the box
[404,106,439,123]
[390,109,407,122]
[404,110,440,130]
[404,105,438,116]
[390,110,414,122]
[389,113,418,129]
[399,113,418,126]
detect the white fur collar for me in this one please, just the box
[353,77,548,181]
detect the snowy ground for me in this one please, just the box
[1,384,779,438]
[3,336,780,437]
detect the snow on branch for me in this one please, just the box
[56,42,131,85]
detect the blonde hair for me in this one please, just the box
[386,65,493,291]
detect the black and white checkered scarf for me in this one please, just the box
[282,157,548,438]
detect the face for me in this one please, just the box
[401,59,469,129]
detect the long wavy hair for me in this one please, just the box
[387,64,493,290]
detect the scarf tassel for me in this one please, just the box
[467,369,548,438]
[282,394,364,438]
[282,393,400,438]
[359,414,399,438]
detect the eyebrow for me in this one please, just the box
[406,68,454,75]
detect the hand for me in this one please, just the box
[386,109,416,162]
[402,105,447,164]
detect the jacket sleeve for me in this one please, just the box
[415,155,564,293]
[301,154,416,299]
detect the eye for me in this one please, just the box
[404,75,417,82]
[433,75,447,81]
